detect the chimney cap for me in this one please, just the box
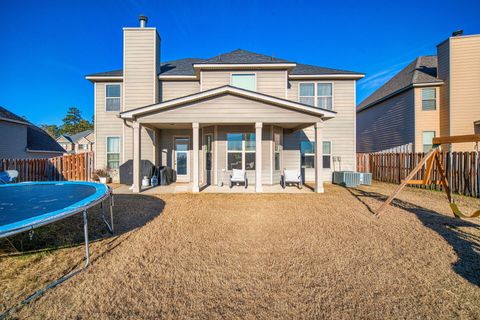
[139,15,148,27]
[452,29,464,37]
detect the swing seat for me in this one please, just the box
[449,202,480,219]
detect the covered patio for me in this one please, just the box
[119,86,336,193]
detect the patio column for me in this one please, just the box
[255,122,263,192]
[132,122,142,193]
[192,122,200,193]
[315,121,324,193]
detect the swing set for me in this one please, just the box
[376,134,480,218]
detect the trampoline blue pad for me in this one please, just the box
[0,182,109,236]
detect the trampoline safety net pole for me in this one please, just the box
[83,209,90,267]
[110,194,114,233]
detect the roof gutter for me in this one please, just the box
[193,63,297,69]
[85,76,123,82]
[25,148,65,154]
[289,74,365,80]
[0,117,30,126]
[158,75,198,80]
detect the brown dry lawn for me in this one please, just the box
[1,182,480,319]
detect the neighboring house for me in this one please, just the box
[86,16,364,193]
[357,32,480,153]
[0,106,65,159]
[56,130,94,154]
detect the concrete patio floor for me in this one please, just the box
[114,182,315,194]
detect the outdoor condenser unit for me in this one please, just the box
[332,171,372,187]
[358,172,372,185]
[333,171,361,187]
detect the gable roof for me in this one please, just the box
[68,130,94,143]
[0,106,30,125]
[58,130,94,144]
[86,49,363,78]
[0,106,65,153]
[27,126,66,153]
[120,85,336,119]
[357,56,443,111]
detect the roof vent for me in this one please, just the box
[452,29,463,37]
[139,15,148,28]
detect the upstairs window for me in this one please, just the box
[299,83,333,110]
[231,74,256,91]
[422,88,436,111]
[78,144,88,150]
[106,84,121,111]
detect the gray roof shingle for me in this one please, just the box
[204,49,289,64]
[0,106,29,124]
[291,63,361,75]
[27,126,66,153]
[86,49,361,77]
[358,56,442,111]
[63,130,94,143]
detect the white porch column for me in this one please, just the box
[255,122,263,192]
[132,122,142,193]
[315,121,324,193]
[192,122,200,193]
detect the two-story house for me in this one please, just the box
[56,130,95,154]
[86,16,364,193]
[357,31,480,153]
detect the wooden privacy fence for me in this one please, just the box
[357,151,480,198]
[0,152,94,182]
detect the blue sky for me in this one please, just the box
[0,0,479,126]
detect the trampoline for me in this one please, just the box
[0,181,114,313]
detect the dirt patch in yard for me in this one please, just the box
[2,182,480,319]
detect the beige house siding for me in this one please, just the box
[122,28,159,165]
[283,80,356,182]
[94,82,123,176]
[357,89,415,153]
[449,35,480,151]
[138,94,323,124]
[414,86,441,151]
[201,70,287,97]
[56,136,73,152]
[160,81,200,101]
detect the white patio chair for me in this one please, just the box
[281,169,303,189]
[230,169,248,189]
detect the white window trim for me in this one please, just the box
[421,87,437,111]
[274,131,282,171]
[226,132,256,171]
[105,84,122,112]
[300,140,332,169]
[298,81,334,110]
[323,140,332,169]
[106,136,121,170]
[230,72,257,92]
[422,131,436,152]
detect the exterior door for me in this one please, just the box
[174,137,190,182]
[204,134,213,185]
